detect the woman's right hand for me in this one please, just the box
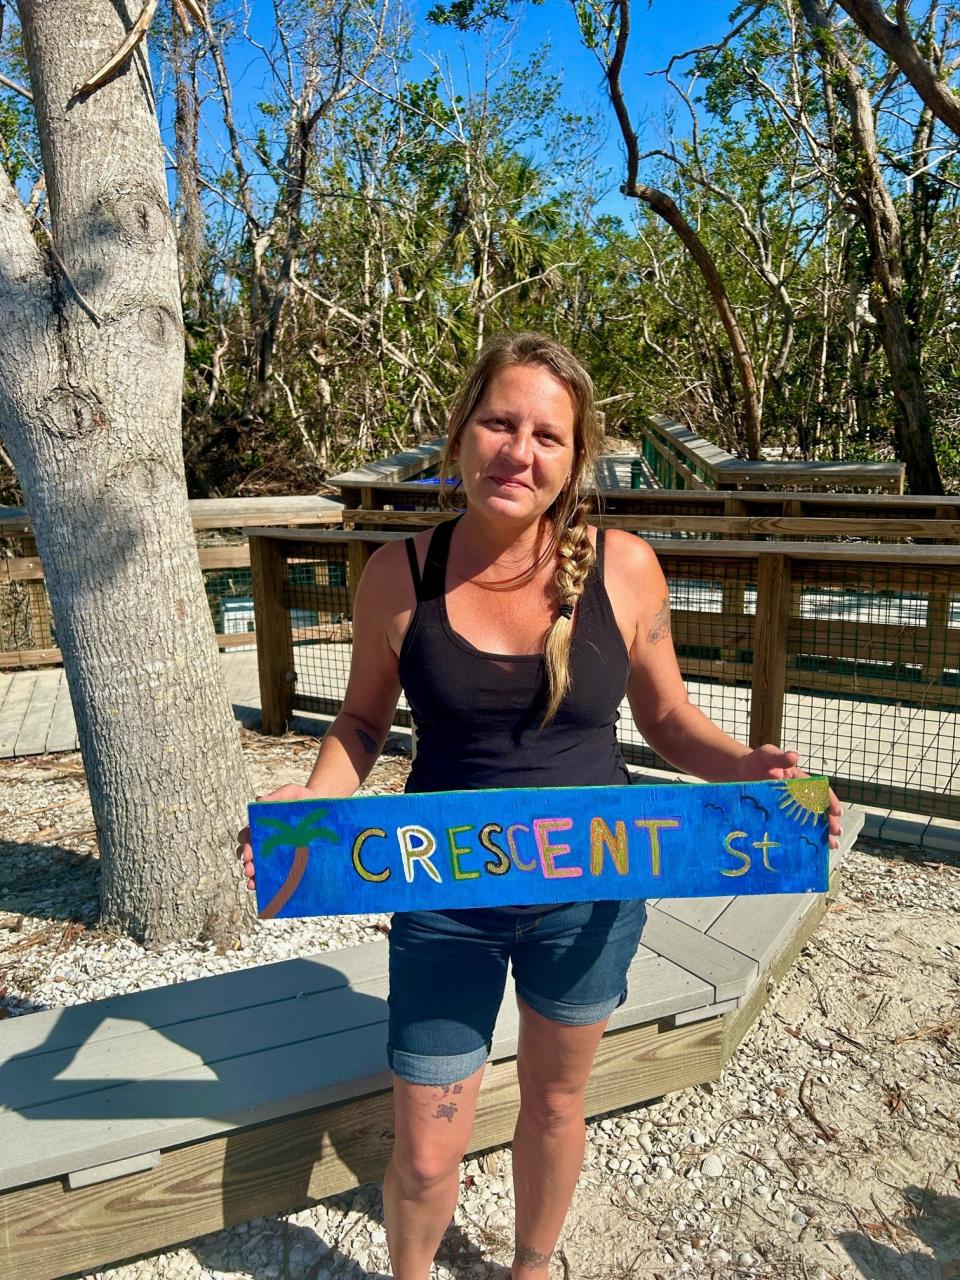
[236,783,323,892]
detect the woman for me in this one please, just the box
[238,332,841,1280]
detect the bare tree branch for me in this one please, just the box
[835,0,960,138]
[653,0,768,78]
[76,0,159,96]
[600,0,763,457]
[0,69,32,100]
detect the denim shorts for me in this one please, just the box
[386,897,647,1086]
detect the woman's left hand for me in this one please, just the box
[736,745,842,851]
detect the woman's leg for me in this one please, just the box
[385,908,511,1277]
[383,1066,486,1280]
[510,999,608,1279]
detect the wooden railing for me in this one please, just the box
[342,505,960,542]
[248,524,960,821]
[640,415,906,493]
[331,476,934,526]
[327,439,447,510]
[0,497,343,669]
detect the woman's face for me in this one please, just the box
[454,363,577,525]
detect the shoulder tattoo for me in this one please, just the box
[647,594,671,645]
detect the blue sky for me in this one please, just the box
[209,0,741,223]
[409,0,739,217]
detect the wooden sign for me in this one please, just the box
[249,777,831,919]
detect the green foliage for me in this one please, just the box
[138,0,960,496]
[426,0,543,30]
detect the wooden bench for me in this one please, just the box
[0,806,863,1280]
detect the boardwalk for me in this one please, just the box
[0,654,264,759]
[3,649,959,851]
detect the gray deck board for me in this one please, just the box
[0,977,391,1116]
[0,671,13,716]
[0,941,713,1192]
[640,906,759,1002]
[45,671,78,752]
[653,896,734,932]
[12,668,62,757]
[0,944,710,1121]
[0,943,391,1060]
[0,1018,392,1192]
[0,672,36,756]
[706,894,817,972]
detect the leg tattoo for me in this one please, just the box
[514,1240,553,1271]
[431,1083,464,1100]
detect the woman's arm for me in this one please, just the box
[238,539,414,886]
[606,531,841,841]
[300,542,410,796]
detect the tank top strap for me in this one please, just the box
[403,537,422,597]
[594,526,606,582]
[419,516,458,601]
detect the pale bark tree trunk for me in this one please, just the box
[0,0,253,944]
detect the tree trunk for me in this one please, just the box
[629,183,763,459]
[800,0,944,495]
[599,0,763,459]
[0,0,253,944]
[834,0,960,141]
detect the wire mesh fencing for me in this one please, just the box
[261,531,960,821]
[783,558,960,817]
[618,553,755,769]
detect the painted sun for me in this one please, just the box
[775,776,830,825]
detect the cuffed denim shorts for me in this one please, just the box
[386,897,647,1086]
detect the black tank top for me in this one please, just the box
[399,518,632,795]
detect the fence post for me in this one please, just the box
[347,538,375,610]
[720,576,748,673]
[250,534,294,735]
[749,552,792,748]
[922,587,950,689]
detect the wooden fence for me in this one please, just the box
[331,474,932,527]
[248,524,960,821]
[639,415,905,493]
[342,504,960,542]
[7,489,958,669]
[0,498,342,669]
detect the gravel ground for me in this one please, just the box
[2,732,959,1280]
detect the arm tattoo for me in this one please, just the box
[354,727,377,754]
[514,1241,553,1270]
[646,595,671,645]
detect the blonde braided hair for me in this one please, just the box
[439,332,605,726]
[543,500,595,723]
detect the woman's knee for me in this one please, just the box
[389,1131,468,1194]
[389,1070,483,1194]
[517,1083,586,1131]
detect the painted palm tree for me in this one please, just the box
[256,809,338,919]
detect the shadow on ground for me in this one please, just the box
[0,839,99,923]
[838,1186,960,1279]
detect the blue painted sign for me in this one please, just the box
[249,778,831,919]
